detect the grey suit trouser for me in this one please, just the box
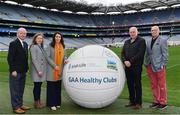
[9,73,26,109]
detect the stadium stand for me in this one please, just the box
[1,2,180,26]
[1,1,180,50]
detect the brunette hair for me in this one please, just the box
[50,32,65,48]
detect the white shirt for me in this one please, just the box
[18,38,24,48]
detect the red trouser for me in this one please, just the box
[147,65,167,105]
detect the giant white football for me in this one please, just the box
[63,45,125,108]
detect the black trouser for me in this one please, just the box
[46,80,61,107]
[33,82,42,101]
[125,66,142,105]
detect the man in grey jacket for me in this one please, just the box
[145,25,168,110]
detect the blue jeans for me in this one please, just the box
[9,73,26,109]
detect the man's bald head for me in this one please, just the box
[151,26,160,39]
[17,27,27,40]
[129,27,138,39]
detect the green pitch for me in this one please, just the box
[0,46,180,114]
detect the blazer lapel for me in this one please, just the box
[16,39,27,55]
[16,39,24,49]
[148,39,152,53]
[23,42,28,55]
[152,37,160,52]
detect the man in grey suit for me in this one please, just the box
[145,26,168,110]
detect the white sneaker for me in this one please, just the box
[56,106,60,108]
[50,106,57,111]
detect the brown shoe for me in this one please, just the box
[34,100,44,109]
[132,104,142,110]
[21,105,31,110]
[125,103,135,107]
[34,101,40,109]
[13,108,25,114]
[38,100,44,108]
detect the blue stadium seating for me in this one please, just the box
[1,2,180,49]
[1,3,180,26]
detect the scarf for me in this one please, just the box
[53,43,64,80]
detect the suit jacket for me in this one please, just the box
[30,45,47,82]
[7,38,28,73]
[46,44,65,81]
[144,37,168,72]
[121,36,146,67]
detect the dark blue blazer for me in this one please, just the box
[7,38,28,73]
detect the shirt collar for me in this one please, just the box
[152,36,159,40]
[18,38,24,47]
[130,37,137,43]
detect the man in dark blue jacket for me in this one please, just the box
[7,27,30,114]
[121,27,146,109]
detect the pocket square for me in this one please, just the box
[156,43,159,45]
